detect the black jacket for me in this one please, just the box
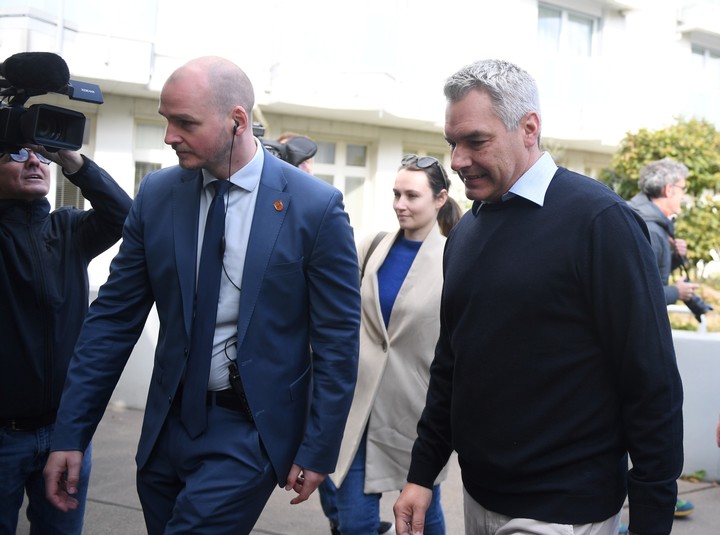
[627,193,682,304]
[0,157,131,421]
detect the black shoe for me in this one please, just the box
[330,520,393,535]
[378,520,394,534]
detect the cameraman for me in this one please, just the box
[276,131,315,174]
[628,157,697,518]
[0,146,131,534]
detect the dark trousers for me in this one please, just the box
[137,401,276,535]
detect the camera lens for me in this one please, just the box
[19,104,86,151]
[35,115,64,141]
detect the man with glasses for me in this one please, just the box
[0,146,131,534]
[628,158,699,311]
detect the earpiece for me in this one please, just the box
[232,119,239,135]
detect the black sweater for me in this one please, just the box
[408,168,683,535]
[1,157,131,421]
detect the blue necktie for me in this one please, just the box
[181,179,231,437]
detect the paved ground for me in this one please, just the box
[17,404,720,534]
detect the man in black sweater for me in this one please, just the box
[393,60,683,535]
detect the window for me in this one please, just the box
[315,142,337,166]
[691,44,720,87]
[55,177,83,209]
[135,162,162,194]
[133,122,166,194]
[312,140,370,229]
[538,4,598,57]
[686,43,720,124]
[346,144,367,167]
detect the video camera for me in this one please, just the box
[0,52,104,153]
[252,122,317,168]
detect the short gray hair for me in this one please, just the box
[638,158,689,199]
[444,59,540,131]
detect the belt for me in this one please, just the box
[208,388,253,421]
[0,411,56,432]
[175,385,253,422]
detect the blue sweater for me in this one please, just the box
[377,235,421,327]
[408,168,683,534]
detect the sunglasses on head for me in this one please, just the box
[401,153,440,169]
[1,148,52,165]
[401,154,449,189]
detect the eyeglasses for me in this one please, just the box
[672,183,687,193]
[1,148,52,165]
[401,154,449,189]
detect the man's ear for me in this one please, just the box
[231,106,249,135]
[522,112,540,148]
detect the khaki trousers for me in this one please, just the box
[463,488,622,535]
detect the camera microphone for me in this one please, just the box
[0,52,70,93]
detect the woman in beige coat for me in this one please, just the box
[319,155,462,535]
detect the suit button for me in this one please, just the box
[381,341,388,351]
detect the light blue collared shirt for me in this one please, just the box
[197,140,264,390]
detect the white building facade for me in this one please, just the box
[2,0,720,284]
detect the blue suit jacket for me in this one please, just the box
[52,150,361,483]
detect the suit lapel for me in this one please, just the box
[236,156,290,347]
[173,172,202,338]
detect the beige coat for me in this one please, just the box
[330,224,450,493]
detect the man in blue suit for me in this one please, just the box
[44,56,361,534]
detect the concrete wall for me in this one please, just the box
[103,290,720,481]
[673,331,720,481]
